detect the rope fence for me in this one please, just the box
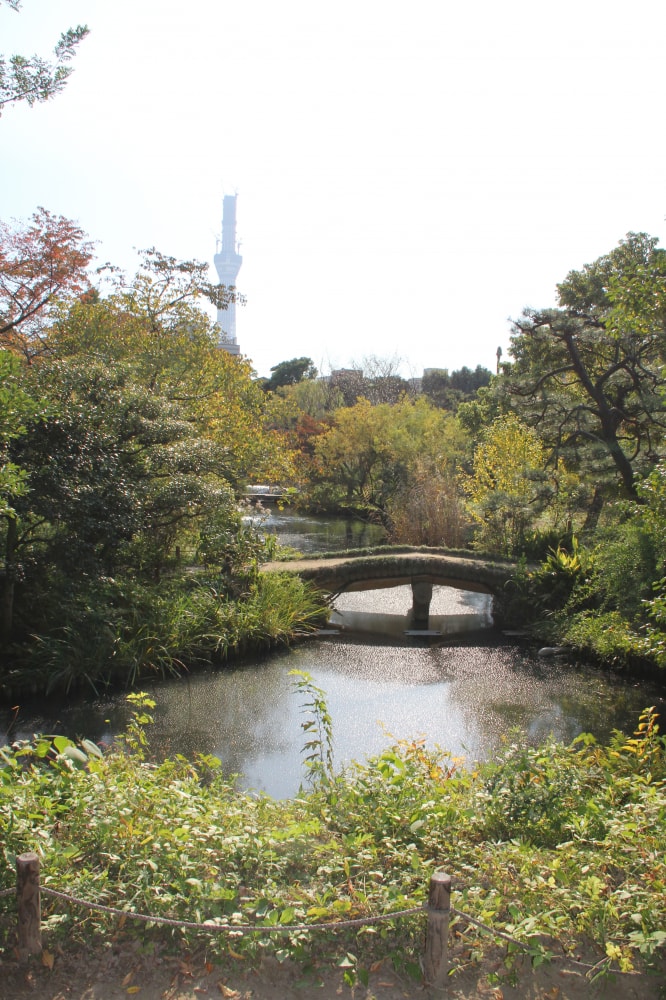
[41,885,424,934]
[5,852,633,985]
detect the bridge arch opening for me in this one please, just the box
[329,583,494,637]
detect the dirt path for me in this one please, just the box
[2,944,663,1000]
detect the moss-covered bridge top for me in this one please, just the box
[261,548,518,596]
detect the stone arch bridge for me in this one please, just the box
[262,550,518,629]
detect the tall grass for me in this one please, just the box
[6,573,328,696]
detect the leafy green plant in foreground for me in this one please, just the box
[289,669,334,785]
[0,698,664,987]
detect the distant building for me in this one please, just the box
[214,194,242,355]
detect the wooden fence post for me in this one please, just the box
[424,870,451,989]
[16,852,42,961]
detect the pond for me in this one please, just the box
[259,507,387,553]
[2,513,664,798]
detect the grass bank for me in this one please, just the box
[1,572,328,699]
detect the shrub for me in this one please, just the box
[0,703,664,981]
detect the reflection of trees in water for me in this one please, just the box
[0,698,126,750]
[5,623,664,798]
[553,685,665,742]
[0,665,297,783]
[263,511,386,554]
[444,648,663,752]
[144,665,295,774]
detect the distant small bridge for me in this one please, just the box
[262,550,518,629]
[244,486,288,505]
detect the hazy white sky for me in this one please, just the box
[2,0,665,378]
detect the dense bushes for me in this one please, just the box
[0,699,664,984]
[492,460,666,670]
[1,572,327,697]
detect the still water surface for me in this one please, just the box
[261,507,386,553]
[2,513,663,798]
[4,592,662,798]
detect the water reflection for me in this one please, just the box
[262,509,386,553]
[331,584,493,637]
[6,511,663,799]
[3,586,663,800]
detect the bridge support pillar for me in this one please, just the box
[410,579,433,630]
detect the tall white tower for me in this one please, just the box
[214,194,242,355]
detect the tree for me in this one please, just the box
[353,353,412,405]
[387,457,469,547]
[261,357,317,393]
[0,350,33,516]
[0,1,88,115]
[503,233,666,508]
[49,249,291,485]
[311,396,469,526]
[0,349,37,637]
[327,355,412,407]
[0,237,299,682]
[0,207,94,359]
[463,414,554,556]
[2,356,242,639]
[422,369,454,408]
[280,376,343,421]
[263,379,339,460]
[422,365,492,410]
[450,365,492,395]
[121,246,242,322]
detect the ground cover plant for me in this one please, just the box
[0,691,664,991]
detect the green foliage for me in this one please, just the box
[310,396,469,529]
[0,5,89,115]
[10,357,237,572]
[289,669,334,785]
[493,539,592,633]
[261,357,318,393]
[475,736,603,847]
[421,365,492,411]
[464,415,563,556]
[3,573,327,696]
[532,537,590,606]
[495,455,666,668]
[0,350,34,516]
[494,538,593,638]
[0,705,664,983]
[638,578,666,668]
[496,532,663,669]
[197,506,277,585]
[51,258,289,485]
[590,517,662,621]
[502,233,666,503]
[0,237,302,690]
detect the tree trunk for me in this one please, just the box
[563,330,640,500]
[2,517,18,643]
[582,486,605,534]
